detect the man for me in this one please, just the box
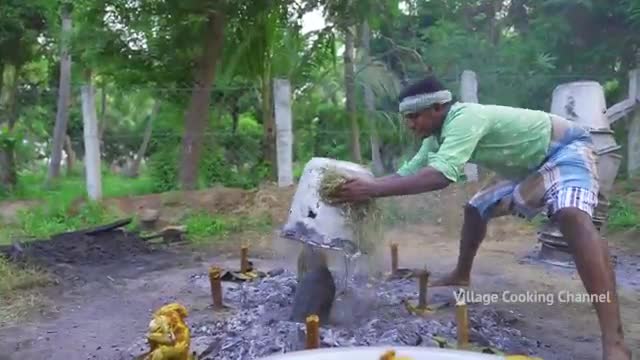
[332,76,631,360]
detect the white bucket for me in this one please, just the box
[259,346,507,360]
[280,157,375,256]
[550,81,610,130]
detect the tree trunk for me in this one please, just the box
[0,149,16,190]
[359,21,384,175]
[261,68,277,180]
[129,100,159,177]
[343,26,362,163]
[64,134,75,176]
[0,63,4,92]
[179,10,225,190]
[47,3,73,183]
[231,100,239,135]
[508,0,529,35]
[487,0,502,46]
[380,143,399,174]
[0,63,19,190]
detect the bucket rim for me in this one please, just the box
[589,128,615,134]
[595,145,623,155]
[259,346,506,359]
[552,80,603,91]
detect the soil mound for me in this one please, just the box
[4,230,155,267]
[39,232,152,266]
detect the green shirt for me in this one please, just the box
[396,102,552,181]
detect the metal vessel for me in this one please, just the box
[259,346,509,360]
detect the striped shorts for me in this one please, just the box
[468,115,600,221]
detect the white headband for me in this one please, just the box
[399,90,453,114]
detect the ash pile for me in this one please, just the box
[185,270,546,360]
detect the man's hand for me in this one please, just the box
[331,177,378,203]
[328,167,451,204]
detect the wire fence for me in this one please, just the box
[7,70,637,236]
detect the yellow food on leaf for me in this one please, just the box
[402,299,434,316]
[379,349,413,360]
[144,303,192,360]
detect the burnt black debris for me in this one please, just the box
[2,231,154,266]
[290,251,336,325]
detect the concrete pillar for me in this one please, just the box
[274,78,294,187]
[81,84,102,200]
[460,70,479,182]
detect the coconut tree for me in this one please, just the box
[218,1,339,180]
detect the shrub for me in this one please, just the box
[148,146,180,193]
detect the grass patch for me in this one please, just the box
[0,167,155,203]
[0,256,53,326]
[608,196,640,231]
[0,167,155,245]
[0,257,51,293]
[0,200,123,245]
[183,211,273,244]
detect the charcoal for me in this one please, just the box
[290,265,335,325]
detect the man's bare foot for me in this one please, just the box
[428,270,470,287]
[604,343,632,360]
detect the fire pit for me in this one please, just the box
[177,270,546,360]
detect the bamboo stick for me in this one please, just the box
[240,245,250,273]
[209,266,223,309]
[418,270,429,309]
[390,243,398,274]
[305,314,320,349]
[456,301,469,349]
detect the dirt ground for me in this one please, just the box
[0,185,639,359]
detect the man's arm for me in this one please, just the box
[376,173,401,181]
[372,106,488,198]
[372,166,451,197]
[366,136,450,197]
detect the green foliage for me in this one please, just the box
[198,151,230,186]
[148,146,180,193]
[183,211,272,244]
[608,197,640,231]
[0,167,154,202]
[146,111,271,192]
[3,0,640,205]
[99,88,161,164]
[0,0,54,66]
[1,200,120,245]
[183,212,230,241]
[198,153,270,190]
